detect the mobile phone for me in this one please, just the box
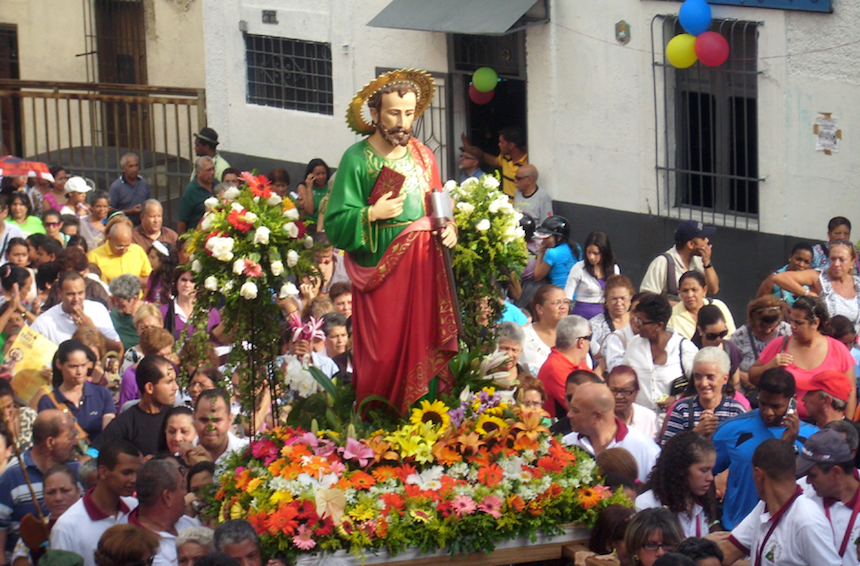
[786,397,797,416]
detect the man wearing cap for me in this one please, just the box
[640,219,720,301]
[713,438,841,566]
[193,127,231,184]
[109,152,150,225]
[513,164,553,222]
[803,370,860,439]
[798,429,860,566]
[458,149,483,183]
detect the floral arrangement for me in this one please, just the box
[183,173,319,426]
[449,174,528,346]
[210,387,627,562]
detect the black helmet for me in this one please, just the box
[535,216,570,241]
[519,213,536,241]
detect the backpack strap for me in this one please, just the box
[686,396,695,431]
[663,253,677,297]
[780,335,790,353]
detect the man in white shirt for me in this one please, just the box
[606,366,660,441]
[640,220,719,300]
[50,440,141,566]
[193,389,248,466]
[562,382,660,482]
[30,270,121,352]
[715,438,840,566]
[129,459,199,566]
[798,429,860,566]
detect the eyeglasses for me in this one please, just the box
[704,330,729,341]
[521,401,543,408]
[44,222,61,228]
[610,387,637,397]
[577,334,593,342]
[459,154,477,160]
[634,316,659,326]
[641,542,678,552]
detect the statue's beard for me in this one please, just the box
[377,122,412,147]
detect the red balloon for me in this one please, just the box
[469,84,495,105]
[695,32,730,67]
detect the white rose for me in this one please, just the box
[200,212,214,231]
[279,283,299,298]
[204,197,218,211]
[204,276,218,291]
[191,259,203,273]
[483,176,500,189]
[283,223,299,238]
[244,211,258,225]
[303,236,314,249]
[271,260,284,276]
[240,281,258,300]
[488,200,501,214]
[514,212,523,222]
[283,208,300,221]
[230,202,244,213]
[286,249,299,267]
[223,280,234,292]
[443,180,458,193]
[224,187,241,201]
[500,201,514,212]
[233,258,246,275]
[475,219,491,231]
[461,177,479,191]
[253,226,271,245]
[267,194,283,206]
[456,202,475,214]
[204,236,235,262]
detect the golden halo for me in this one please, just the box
[346,69,436,135]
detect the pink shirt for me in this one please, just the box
[758,335,853,419]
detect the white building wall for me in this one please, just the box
[203,0,859,240]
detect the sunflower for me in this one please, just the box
[410,400,451,430]
[474,414,509,437]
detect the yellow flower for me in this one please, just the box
[348,503,376,522]
[475,414,509,437]
[246,477,263,493]
[230,501,244,519]
[410,400,450,430]
[268,491,293,506]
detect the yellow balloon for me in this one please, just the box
[666,34,698,69]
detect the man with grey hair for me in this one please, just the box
[133,199,178,250]
[178,156,216,234]
[109,152,150,225]
[661,346,746,444]
[108,273,142,351]
[513,164,553,222]
[536,315,595,418]
[129,459,198,566]
[214,520,263,566]
[803,370,860,451]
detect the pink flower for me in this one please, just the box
[339,438,375,468]
[242,259,263,277]
[328,460,346,475]
[292,524,316,550]
[451,495,476,517]
[478,495,502,518]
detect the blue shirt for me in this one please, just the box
[771,264,809,306]
[109,175,150,223]
[500,301,527,325]
[712,409,817,529]
[544,244,578,287]
[37,382,116,442]
[0,450,79,551]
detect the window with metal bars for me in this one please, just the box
[245,35,333,116]
[653,17,762,229]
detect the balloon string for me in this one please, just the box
[548,20,860,61]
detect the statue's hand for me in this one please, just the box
[440,224,457,248]
[369,192,406,222]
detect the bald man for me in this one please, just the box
[88,220,152,286]
[513,164,553,222]
[562,383,660,482]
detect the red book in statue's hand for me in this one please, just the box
[367,166,406,205]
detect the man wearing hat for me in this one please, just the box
[193,127,231,184]
[640,219,720,302]
[797,429,860,565]
[803,370,860,436]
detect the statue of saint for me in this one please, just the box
[325,69,459,413]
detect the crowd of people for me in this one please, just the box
[0,120,858,566]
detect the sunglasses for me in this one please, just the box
[704,330,729,341]
[44,222,61,228]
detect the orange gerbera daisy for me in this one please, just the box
[506,494,525,513]
[576,487,604,509]
[477,463,504,488]
[371,465,399,482]
[266,503,299,535]
[349,471,376,490]
[431,442,462,466]
[537,455,564,474]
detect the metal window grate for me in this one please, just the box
[652,16,763,230]
[452,33,525,77]
[245,34,333,116]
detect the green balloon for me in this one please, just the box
[473,67,498,93]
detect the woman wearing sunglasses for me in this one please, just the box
[667,271,736,341]
[691,305,747,409]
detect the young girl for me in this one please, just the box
[5,238,36,305]
[564,231,620,320]
[144,241,178,305]
[42,209,68,246]
[635,431,716,538]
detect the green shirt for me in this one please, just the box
[7,217,44,237]
[110,309,139,351]
[325,140,428,268]
[178,178,211,229]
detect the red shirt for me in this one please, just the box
[537,348,590,418]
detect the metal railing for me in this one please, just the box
[0,79,205,227]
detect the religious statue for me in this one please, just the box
[325,69,459,414]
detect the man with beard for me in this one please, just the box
[325,70,459,414]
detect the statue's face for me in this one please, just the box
[372,91,417,135]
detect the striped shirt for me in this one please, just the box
[662,395,746,445]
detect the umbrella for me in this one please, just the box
[0,156,54,182]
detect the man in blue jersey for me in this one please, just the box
[712,367,818,529]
